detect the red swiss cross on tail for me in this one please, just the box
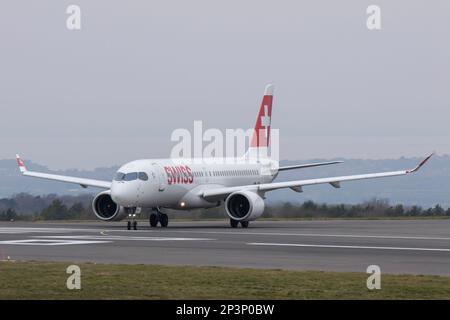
[250,84,274,148]
[16,154,27,174]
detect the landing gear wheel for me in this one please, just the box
[240,221,249,228]
[230,218,239,228]
[160,214,169,228]
[125,207,138,230]
[149,213,158,227]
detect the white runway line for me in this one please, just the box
[164,230,450,241]
[34,235,215,241]
[0,227,96,234]
[3,226,450,242]
[0,239,112,246]
[247,242,450,252]
[0,228,72,234]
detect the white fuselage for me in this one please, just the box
[110,157,278,210]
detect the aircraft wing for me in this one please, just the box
[202,153,433,199]
[278,160,343,171]
[16,155,112,189]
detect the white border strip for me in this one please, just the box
[247,242,450,252]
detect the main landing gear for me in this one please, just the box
[230,218,249,228]
[149,207,169,228]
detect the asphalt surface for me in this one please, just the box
[1,219,450,275]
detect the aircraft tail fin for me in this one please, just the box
[246,84,274,159]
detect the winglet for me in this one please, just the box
[406,153,434,173]
[16,154,27,174]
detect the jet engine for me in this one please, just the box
[225,191,265,221]
[92,191,127,221]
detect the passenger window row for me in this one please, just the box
[115,168,257,181]
[192,171,205,177]
[191,169,258,178]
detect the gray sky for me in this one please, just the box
[1,1,449,169]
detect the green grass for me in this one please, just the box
[1,261,449,299]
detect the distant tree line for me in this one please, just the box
[0,193,449,221]
[0,200,94,221]
[262,199,449,219]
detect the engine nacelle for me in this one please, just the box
[92,191,127,221]
[225,191,265,221]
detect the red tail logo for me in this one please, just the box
[17,157,25,168]
[250,84,274,147]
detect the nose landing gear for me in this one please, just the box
[149,207,169,228]
[127,220,138,230]
[125,207,139,230]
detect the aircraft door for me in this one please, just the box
[152,163,167,191]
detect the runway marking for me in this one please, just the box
[0,239,112,246]
[164,230,450,241]
[3,226,450,242]
[0,228,77,234]
[247,242,450,252]
[0,227,100,234]
[34,235,215,241]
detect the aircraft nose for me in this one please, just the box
[111,181,137,206]
[110,181,122,203]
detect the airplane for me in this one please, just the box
[16,84,433,230]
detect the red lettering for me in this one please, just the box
[185,166,193,183]
[176,166,183,184]
[164,165,195,184]
[180,166,188,183]
[164,166,173,185]
[170,167,177,184]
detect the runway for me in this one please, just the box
[1,219,450,275]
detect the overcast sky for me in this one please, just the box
[0,1,449,169]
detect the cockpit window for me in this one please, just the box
[138,172,149,181]
[115,171,147,182]
[123,172,138,181]
[114,172,125,181]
